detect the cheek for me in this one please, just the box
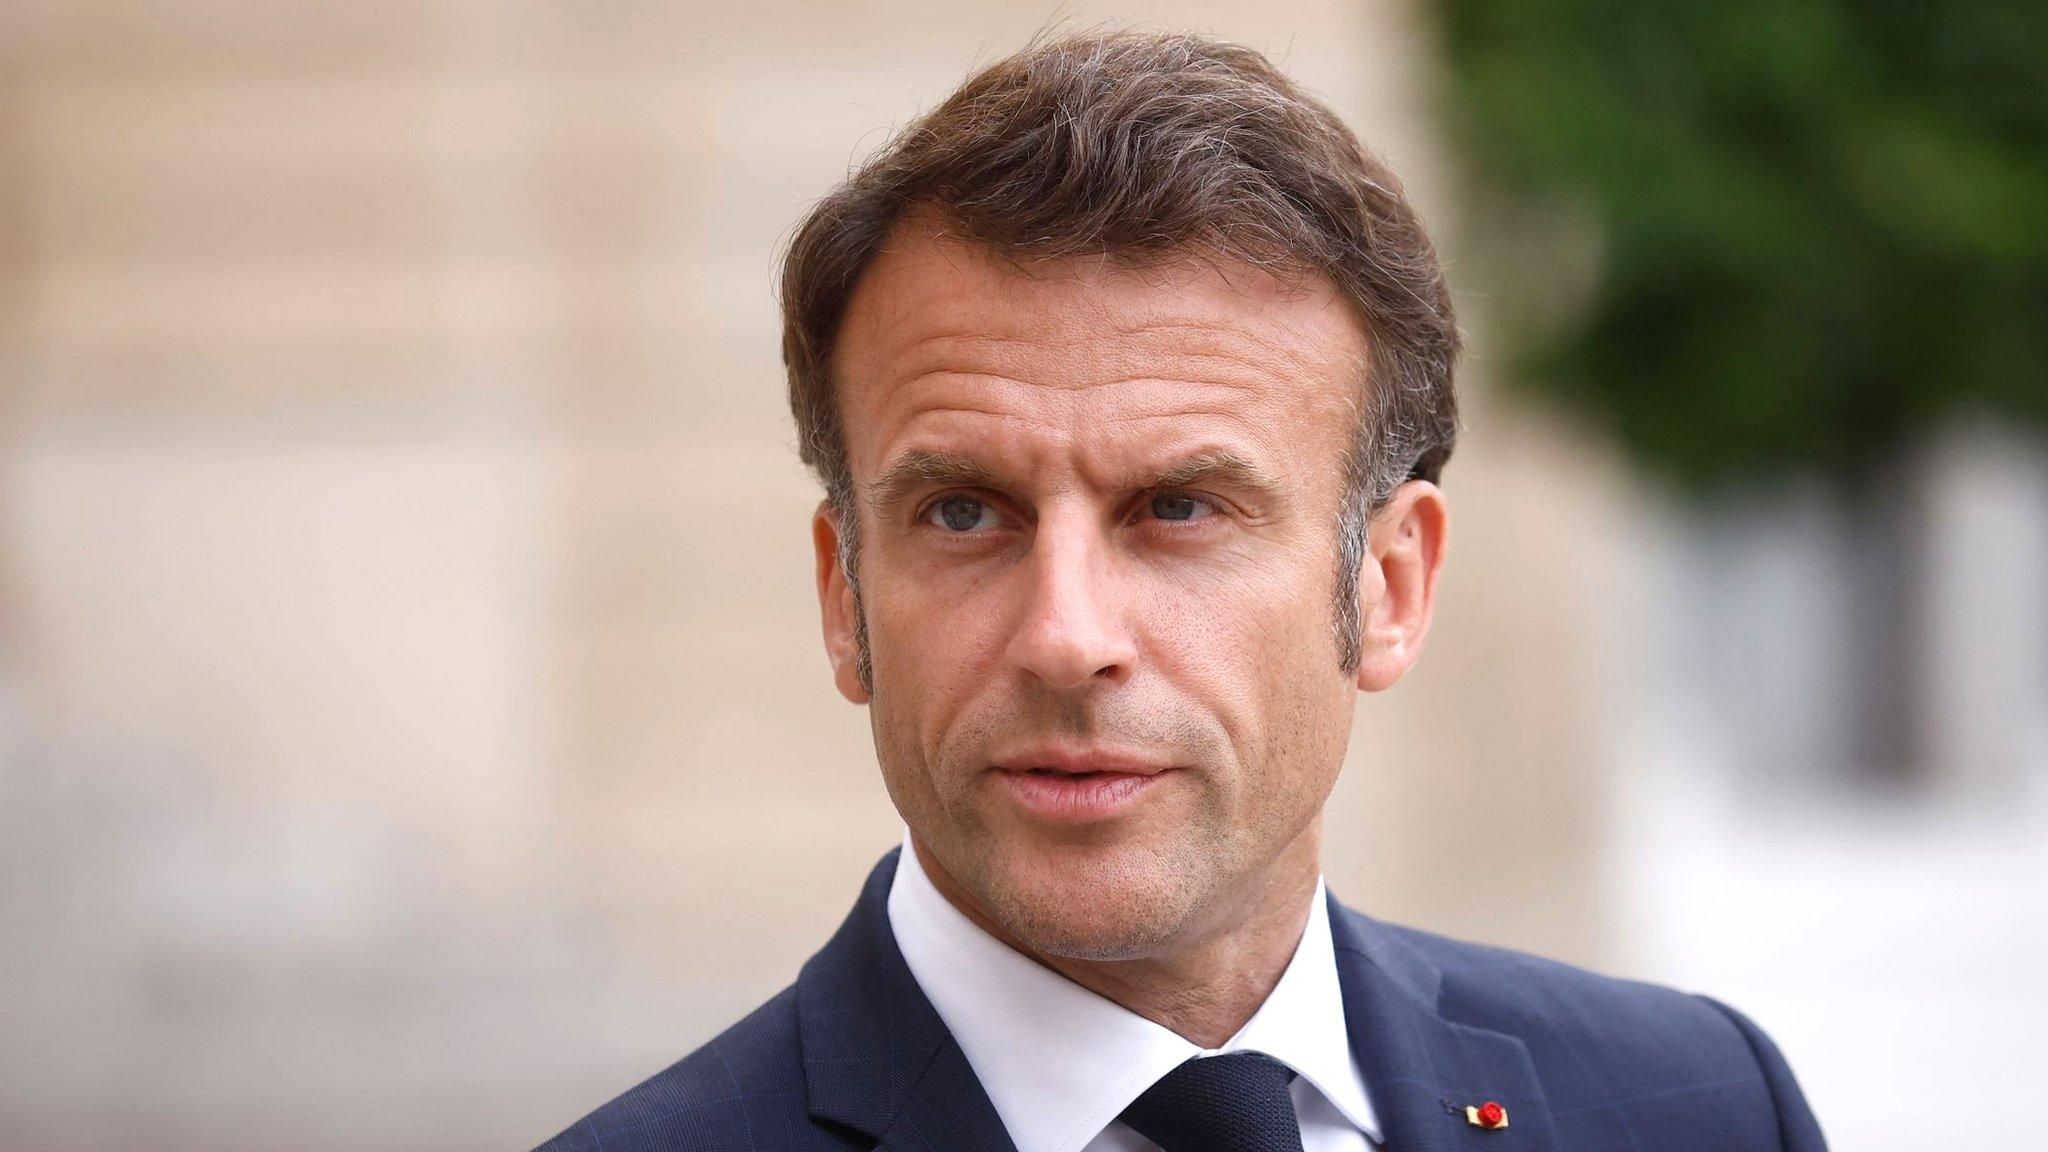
[1141,547,1352,786]
[865,561,1016,749]
[1143,542,1338,686]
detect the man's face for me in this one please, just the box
[817,223,1404,960]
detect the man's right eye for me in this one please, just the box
[927,495,999,533]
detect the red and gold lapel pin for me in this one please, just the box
[1465,1101,1509,1130]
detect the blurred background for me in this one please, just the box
[2,1,2042,1149]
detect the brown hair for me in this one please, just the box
[780,30,1459,678]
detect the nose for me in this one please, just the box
[1004,509,1137,691]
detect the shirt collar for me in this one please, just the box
[887,832,1381,1152]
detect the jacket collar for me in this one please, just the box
[797,850,1559,1152]
[1328,891,1563,1151]
[797,848,1018,1152]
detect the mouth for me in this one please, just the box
[991,748,1172,777]
[988,751,1177,822]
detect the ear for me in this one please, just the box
[1353,479,1449,693]
[812,500,872,705]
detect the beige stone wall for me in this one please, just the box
[0,3,1618,1147]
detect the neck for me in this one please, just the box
[912,827,1323,1049]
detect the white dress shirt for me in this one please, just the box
[887,833,1382,1152]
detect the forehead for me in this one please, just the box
[829,221,1369,486]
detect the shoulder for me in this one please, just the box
[529,984,850,1152]
[1365,917,1827,1148]
[1392,920,1749,1059]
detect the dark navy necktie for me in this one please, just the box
[1119,1051,1307,1152]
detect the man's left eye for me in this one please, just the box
[1148,493,1215,522]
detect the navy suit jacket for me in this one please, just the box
[535,850,1826,1151]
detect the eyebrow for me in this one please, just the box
[867,451,1003,517]
[1145,449,1283,502]
[865,447,1285,518]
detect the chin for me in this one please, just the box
[972,832,1211,961]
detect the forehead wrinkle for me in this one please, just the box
[1099,317,1309,363]
[870,384,1323,500]
[842,224,1368,390]
[888,345,1292,401]
[881,305,1341,394]
[890,372,1272,414]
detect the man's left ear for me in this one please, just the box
[1353,479,1449,693]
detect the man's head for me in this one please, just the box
[782,32,1456,960]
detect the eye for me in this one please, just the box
[926,494,1000,533]
[1147,492,1216,523]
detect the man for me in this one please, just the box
[537,31,1826,1152]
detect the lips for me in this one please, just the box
[988,747,1176,822]
[991,747,1172,776]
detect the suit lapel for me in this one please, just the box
[796,849,1019,1152]
[1329,893,1563,1152]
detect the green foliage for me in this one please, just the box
[1435,0,2048,487]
